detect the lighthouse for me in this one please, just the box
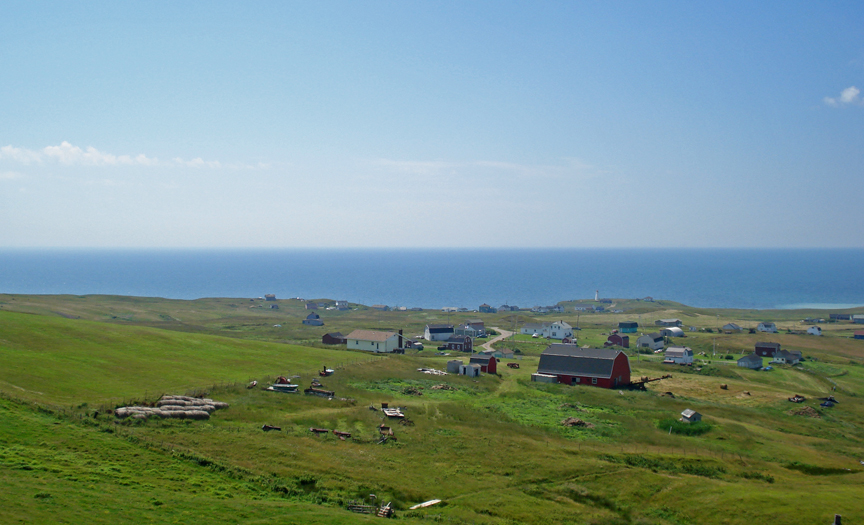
[595,290,599,301]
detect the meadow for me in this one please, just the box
[1,294,863,524]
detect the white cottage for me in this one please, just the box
[757,322,777,333]
[519,321,573,340]
[636,332,665,351]
[806,326,822,336]
[664,346,694,364]
[345,330,402,353]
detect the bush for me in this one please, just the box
[657,418,712,436]
[724,354,734,360]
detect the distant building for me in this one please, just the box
[305,302,319,310]
[425,324,455,341]
[469,355,497,374]
[345,329,402,353]
[757,322,777,333]
[573,304,595,312]
[680,409,702,424]
[853,330,864,340]
[830,313,851,321]
[807,326,822,336]
[606,334,629,348]
[737,353,763,369]
[264,294,276,301]
[444,335,473,352]
[618,321,638,333]
[302,313,324,326]
[479,304,497,313]
[661,327,685,338]
[655,319,683,327]
[335,300,349,310]
[519,321,573,340]
[664,346,694,365]
[465,319,485,333]
[853,315,864,324]
[754,342,781,357]
[269,304,279,309]
[371,304,390,311]
[771,349,803,365]
[722,323,742,333]
[322,332,346,345]
[636,332,665,351]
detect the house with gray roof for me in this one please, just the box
[535,345,630,388]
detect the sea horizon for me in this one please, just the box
[1,247,863,311]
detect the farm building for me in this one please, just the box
[655,319,682,327]
[302,313,324,326]
[371,304,390,311]
[321,332,347,345]
[606,334,629,348]
[807,326,822,336]
[830,313,852,321]
[854,315,864,324]
[757,322,778,333]
[771,349,803,365]
[444,335,473,352]
[573,304,595,312]
[536,345,631,388]
[531,373,558,383]
[264,294,276,301]
[722,323,742,333]
[446,360,463,373]
[479,304,497,313]
[460,364,481,377]
[618,321,638,333]
[636,332,665,351]
[425,324,455,341]
[754,342,781,357]
[305,302,319,310]
[661,327,685,337]
[855,331,864,340]
[345,330,403,353]
[469,355,497,374]
[335,300,349,310]
[680,409,702,423]
[737,354,763,369]
[663,346,694,364]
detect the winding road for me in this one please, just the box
[481,327,514,352]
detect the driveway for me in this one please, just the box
[481,327,514,352]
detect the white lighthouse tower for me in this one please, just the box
[595,290,599,301]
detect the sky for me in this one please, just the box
[1,1,863,248]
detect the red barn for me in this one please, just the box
[754,342,781,357]
[536,345,630,388]
[322,332,347,345]
[469,355,497,374]
[606,334,629,348]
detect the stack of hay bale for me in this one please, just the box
[115,395,229,420]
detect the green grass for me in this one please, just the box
[1,296,864,524]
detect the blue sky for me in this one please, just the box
[1,1,862,248]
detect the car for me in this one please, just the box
[531,333,540,338]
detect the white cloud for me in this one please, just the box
[824,86,861,107]
[0,145,42,165]
[0,142,248,169]
[173,157,222,169]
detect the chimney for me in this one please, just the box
[398,329,403,349]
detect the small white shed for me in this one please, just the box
[680,409,702,423]
[460,364,481,377]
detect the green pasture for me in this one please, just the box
[1,295,864,524]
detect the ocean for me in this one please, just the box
[0,248,862,310]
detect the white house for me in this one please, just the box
[663,346,694,364]
[345,330,402,353]
[771,349,803,365]
[519,321,573,340]
[806,326,822,336]
[636,332,665,351]
[425,324,455,341]
[757,322,777,333]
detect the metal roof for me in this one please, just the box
[536,345,627,379]
[345,329,398,342]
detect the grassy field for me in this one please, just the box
[1,295,864,524]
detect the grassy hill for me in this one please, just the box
[1,296,863,524]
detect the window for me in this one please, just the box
[591,377,598,385]
[574,377,580,383]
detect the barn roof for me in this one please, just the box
[537,345,627,379]
[755,342,781,349]
[469,355,494,364]
[426,324,454,331]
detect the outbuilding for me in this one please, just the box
[606,334,629,348]
[737,353,763,370]
[855,330,864,340]
[425,324,455,341]
[302,313,324,326]
[446,360,464,374]
[772,349,803,365]
[636,332,665,351]
[345,330,403,353]
[460,363,481,377]
[663,346,694,364]
[655,319,683,327]
[722,323,742,333]
[469,355,497,374]
[661,327,685,338]
[680,409,702,423]
[321,332,346,345]
[757,322,778,333]
[536,345,630,388]
[618,321,638,333]
[807,326,822,336]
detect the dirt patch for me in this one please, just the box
[788,406,821,418]
[561,417,595,428]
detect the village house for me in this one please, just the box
[371,304,390,311]
[444,335,473,352]
[573,304,595,312]
[519,321,573,340]
[606,334,629,348]
[469,355,497,374]
[757,322,778,333]
[754,342,781,357]
[722,323,742,333]
[305,302,319,310]
[269,304,279,309]
[478,304,497,313]
[264,294,276,301]
[663,346,694,365]
[855,330,864,340]
[335,300,349,310]
[345,329,403,353]
[618,321,639,333]
[425,323,455,341]
[464,319,485,334]
[321,332,346,345]
[535,345,631,388]
[302,313,324,326]
[807,326,822,336]
[771,349,803,365]
[655,319,683,327]
[497,304,515,312]
[737,353,763,369]
[830,313,852,321]
[454,323,482,338]
[636,332,665,351]
[854,315,864,324]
